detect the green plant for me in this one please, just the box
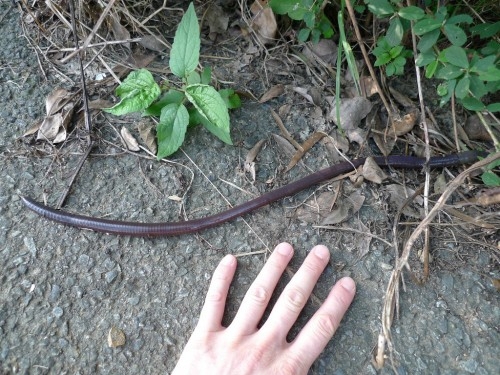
[365,0,500,111]
[103,3,240,159]
[269,0,334,43]
[481,158,500,186]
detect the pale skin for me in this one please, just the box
[172,242,356,375]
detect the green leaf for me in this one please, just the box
[103,69,161,116]
[470,21,500,39]
[186,71,201,85]
[425,60,439,78]
[435,64,464,80]
[398,6,425,21]
[169,3,200,79]
[478,67,500,82]
[470,55,497,73]
[481,171,500,187]
[469,75,488,99]
[269,0,312,20]
[443,24,467,46]
[455,76,470,99]
[386,63,396,76]
[185,84,232,144]
[417,28,440,52]
[303,10,316,28]
[487,103,500,112]
[366,0,394,17]
[443,46,469,68]
[143,89,184,117]
[298,28,311,42]
[386,18,403,46]
[218,89,241,109]
[415,52,436,67]
[414,18,442,35]
[460,96,485,111]
[375,52,392,66]
[156,103,189,159]
[446,14,473,25]
[389,45,404,59]
[201,66,212,85]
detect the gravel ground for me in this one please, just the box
[1,3,499,374]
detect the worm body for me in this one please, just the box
[22,151,481,237]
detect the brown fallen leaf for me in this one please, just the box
[245,139,266,181]
[384,184,423,219]
[322,191,365,225]
[329,96,372,145]
[121,127,140,151]
[205,3,229,39]
[250,0,277,45]
[259,84,284,103]
[285,132,326,172]
[362,157,388,184]
[302,39,338,65]
[138,35,169,52]
[137,120,157,155]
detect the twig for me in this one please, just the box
[377,151,500,369]
[57,0,94,208]
[407,0,432,280]
[344,0,393,120]
[60,0,117,64]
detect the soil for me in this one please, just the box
[0,2,498,374]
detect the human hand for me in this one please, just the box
[172,242,356,375]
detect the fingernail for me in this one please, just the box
[276,243,293,256]
[221,254,235,265]
[340,277,356,293]
[314,245,329,260]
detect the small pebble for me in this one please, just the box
[108,326,126,348]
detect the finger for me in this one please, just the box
[196,254,237,332]
[289,277,356,365]
[262,245,330,338]
[230,242,294,334]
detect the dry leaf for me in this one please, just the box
[491,278,500,292]
[245,139,266,181]
[296,191,336,224]
[303,39,338,65]
[272,134,296,160]
[434,173,447,195]
[353,219,372,260]
[259,84,284,103]
[110,13,130,49]
[384,184,423,218]
[465,113,498,142]
[292,87,319,105]
[45,88,72,116]
[362,157,388,184]
[473,188,500,207]
[137,120,157,155]
[250,0,277,44]
[329,97,372,144]
[139,35,168,52]
[285,132,326,172]
[322,191,365,225]
[121,127,140,151]
[205,3,229,39]
[389,87,415,108]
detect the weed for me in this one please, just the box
[104,3,240,159]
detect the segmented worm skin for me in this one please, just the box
[22,151,481,237]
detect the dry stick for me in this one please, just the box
[56,0,94,209]
[407,3,432,280]
[377,152,500,369]
[60,0,117,64]
[344,0,393,119]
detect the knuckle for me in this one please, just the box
[284,287,307,313]
[314,313,338,339]
[277,354,305,375]
[247,285,269,306]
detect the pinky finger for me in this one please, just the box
[289,277,356,363]
[196,255,237,333]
